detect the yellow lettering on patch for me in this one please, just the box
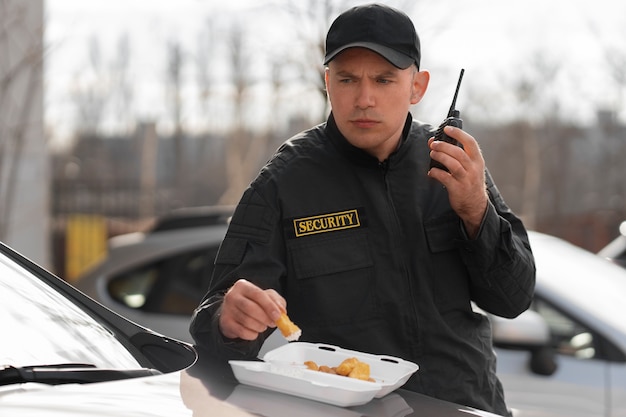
[293,209,361,237]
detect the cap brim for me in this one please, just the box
[324,42,415,69]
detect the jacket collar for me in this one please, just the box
[325,112,413,167]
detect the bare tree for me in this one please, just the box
[218,21,265,205]
[196,17,216,132]
[69,33,135,136]
[166,40,186,200]
[69,35,108,134]
[166,40,184,134]
[604,47,626,216]
[605,48,626,113]
[270,60,285,132]
[507,52,560,229]
[280,0,347,119]
[110,33,134,134]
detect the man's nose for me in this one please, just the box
[355,82,375,109]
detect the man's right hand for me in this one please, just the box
[218,279,286,341]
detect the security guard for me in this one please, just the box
[191,4,535,415]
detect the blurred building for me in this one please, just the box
[0,0,48,266]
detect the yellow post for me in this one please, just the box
[65,214,107,282]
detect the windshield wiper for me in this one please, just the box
[0,363,162,386]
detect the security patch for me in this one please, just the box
[288,208,365,238]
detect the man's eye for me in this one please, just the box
[377,78,391,84]
[338,78,352,83]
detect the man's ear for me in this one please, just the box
[411,69,430,105]
[324,67,330,95]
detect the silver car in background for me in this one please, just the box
[493,231,626,417]
[598,220,626,268]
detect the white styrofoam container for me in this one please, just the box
[229,342,419,407]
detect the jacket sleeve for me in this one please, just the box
[189,185,285,359]
[460,169,536,318]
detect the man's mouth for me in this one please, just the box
[351,119,379,128]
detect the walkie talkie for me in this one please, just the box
[429,69,465,172]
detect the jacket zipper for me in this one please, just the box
[379,160,422,356]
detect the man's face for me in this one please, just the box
[325,48,429,162]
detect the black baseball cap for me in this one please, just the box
[324,3,421,70]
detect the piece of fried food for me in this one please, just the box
[275,312,301,341]
[304,358,374,382]
[335,357,359,376]
[348,361,371,381]
[318,365,337,374]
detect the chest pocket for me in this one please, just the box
[424,213,471,314]
[424,213,461,253]
[286,231,377,326]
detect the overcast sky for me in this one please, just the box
[44,0,626,146]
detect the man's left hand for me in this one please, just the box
[428,126,488,239]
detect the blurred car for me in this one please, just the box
[597,220,626,268]
[75,206,233,344]
[491,231,626,417]
[0,240,499,417]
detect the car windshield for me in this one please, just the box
[530,232,626,336]
[0,254,140,369]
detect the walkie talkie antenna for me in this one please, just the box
[447,68,465,117]
[429,68,466,171]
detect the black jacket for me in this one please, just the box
[190,113,536,415]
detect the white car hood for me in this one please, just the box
[0,367,503,417]
[0,371,252,417]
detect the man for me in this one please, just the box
[190,4,535,415]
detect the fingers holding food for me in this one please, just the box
[219,279,285,340]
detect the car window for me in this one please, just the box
[0,254,141,369]
[107,247,218,315]
[532,298,597,360]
